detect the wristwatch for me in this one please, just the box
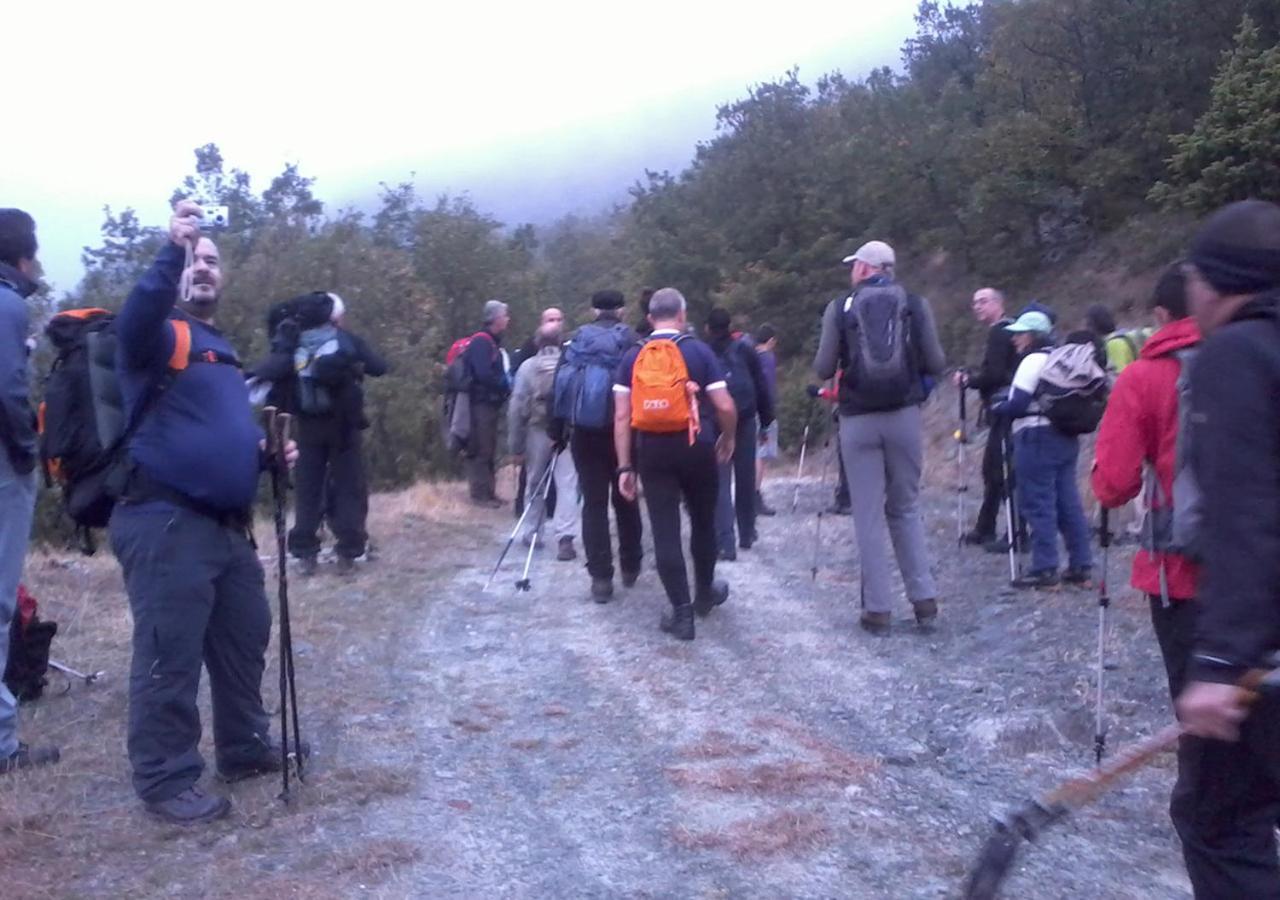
[616,465,634,476]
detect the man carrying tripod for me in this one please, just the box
[110,200,300,824]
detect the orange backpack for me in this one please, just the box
[630,336,701,444]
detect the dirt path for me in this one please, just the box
[3,470,1190,899]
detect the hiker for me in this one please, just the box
[554,289,643,600]
[109,200,301,824]
[1085,303,1150,376]
[613,288,736,640]
[0,208,59,775]
[1091,263,1201,702]
[461,300,512,507]
[1168,200,1280,900]
[706,308,774,560]
[813,241,945,634]
[509,322,578,560]
[753,324,780,517]
[635,287,655,338]
[990,311,1094,588]
[513,307,564,518]
[249,292,388,576]
[954,287,1019,549]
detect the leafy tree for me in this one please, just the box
[1151,16,1280,211]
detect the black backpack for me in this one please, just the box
[715,337,758,415]
[39,309,237,550]
[1034,343,1110,436]
[840,283,917,411]
[3,585,56,704]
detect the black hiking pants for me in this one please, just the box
[974,417,1009,538]
[466,400,502,501]
[571,427,642,580]
[289,431,369,561]
[109,503,272,802]
[1149,594,1280,898]
[637,434,719,609]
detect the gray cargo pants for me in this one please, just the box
[109,503,272,802]
[0,452,37,759]
[839,405,937,614]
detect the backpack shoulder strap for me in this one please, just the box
[168,319,192,371]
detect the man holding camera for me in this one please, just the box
[109,200,299,824]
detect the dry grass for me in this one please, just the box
[677,729,763,761]
[671,809,830,860]
[2,482,491,897]
[667,758,875,796]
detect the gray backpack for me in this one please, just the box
[1143,347,1203,597]
[840,283,915,411]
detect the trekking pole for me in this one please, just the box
[484,459,555,592]
[515,451,559,592]
[1094,507,1112,764]
[963,664,1280,899]
[1002,428,1020,583]
[791,392,818,513]
[264,407,304,800]
[811,430,836,581]
[955,384,969,544]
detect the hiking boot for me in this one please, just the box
[0,742,61,775]
[1062,568,1092,586]
[557,536,577,561]
[297,556,318,577]
[145,786,231,825]
[218,741,312,783]
[660,604,695,641]
[718,548,737,562]
[693,579,730,618]
[335,556,356,576]
[621,569,640,589]
[471,496,504,510]
[983,537,1011,553]
[828,501,852,516]
[1013,569,1061,589]
[591,578,614,603]
[860,611,892,636]
[756,492,776,517]
[739,532,756,551]
[912,599,939,629]
[961,530,994,547]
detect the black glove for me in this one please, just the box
[805,384,821,399]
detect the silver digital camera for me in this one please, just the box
[202,205,230,229]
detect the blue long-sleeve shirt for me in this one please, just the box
[116,243,263,512]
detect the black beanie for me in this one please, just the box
[707,307,732,335]
[591,289,625,310]
[1189,200,1280,295]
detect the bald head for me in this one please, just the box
[540,307,564,328]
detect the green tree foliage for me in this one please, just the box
[1151,17,1280,211]
[54,0,1277,516]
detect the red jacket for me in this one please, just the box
[1091,318,1201,601]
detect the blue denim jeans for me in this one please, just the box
[0,452,37,758]
[1013,426,1093,574]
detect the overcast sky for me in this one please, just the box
[4,0,919,294]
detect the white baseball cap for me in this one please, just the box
[841,240,896,269]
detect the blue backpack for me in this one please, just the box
[552,322,631,430]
